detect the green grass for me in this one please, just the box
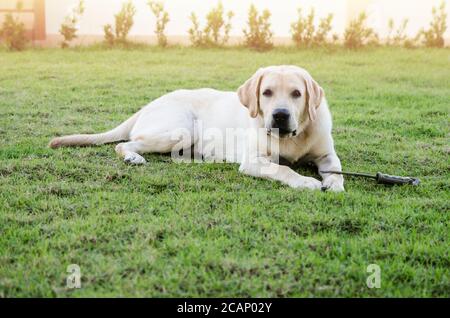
[0,47,449,297]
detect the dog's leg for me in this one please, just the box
[115,105,197,165]
[314,152,345,192]
[116,127,196,165]
[239,128,321,190]
[309,133,345,192]
[239,156,322,190]
[115,141,149,165]
[115,134,193,165]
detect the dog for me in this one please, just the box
[49,65,344,191]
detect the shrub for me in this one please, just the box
[148,0,169,47]
[315,13,334,45]
[103,1,136,46]
[242,4,273,50]
[417,1,447,48]
[290,8,333,47]
[332,33,339,44]
[344,12,378,49]
[103,24,115,46]
[188,2,233,47]
[291,8,315,47]
[386,18,409,47]
[115,1,136,42]
[188,13,202,47]
[0,1,27,51]
[59,0,85,48]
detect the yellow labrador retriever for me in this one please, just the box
[49,65,344,191]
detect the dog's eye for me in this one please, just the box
[262,89,273,97]
[291,90,302,98]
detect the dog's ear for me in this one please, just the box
[304,73,324,121]
[237,68,265,118]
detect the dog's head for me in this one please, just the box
[238,65,324,138]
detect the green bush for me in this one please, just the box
[103,24,115,46]
[242,4,273,50]
[386,18,410,47]
[0,1,27,51]
[103,1,136,46]
[290,8,333,47]
[386,19,417,48]
[417,1,447,48]
[148,0,169,47]
[344,12,379,49]
[188,2,233,47]
[59,0,85,48]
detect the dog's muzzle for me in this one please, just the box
[269,108,296,138]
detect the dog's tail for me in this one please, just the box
[48,110,141,148]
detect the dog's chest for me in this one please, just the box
[277,135,311,163]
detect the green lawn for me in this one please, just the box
[0,47,448,297]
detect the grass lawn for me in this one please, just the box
[0,46,448,297]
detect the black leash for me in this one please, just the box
[320,170,420,186]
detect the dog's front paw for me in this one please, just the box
[289,176,323,190]
[124,153,147,165]
[322,175,345,192]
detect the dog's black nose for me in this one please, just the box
[272,108,290,122]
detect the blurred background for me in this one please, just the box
[0,0,449,46]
